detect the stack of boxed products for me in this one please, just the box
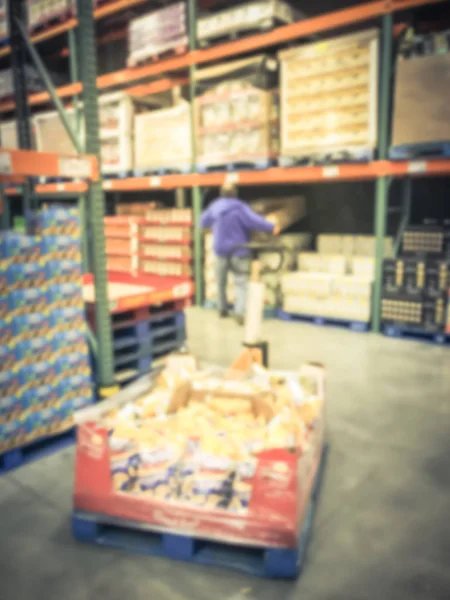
[197,0,297,46]
[0,207,93,455]
[27,0,76,32]
[282,234,393,324]
[105,203,193,279]
[382,224,450,334]
[278,29,379,163]
[196,55,279,169]
[204,196,308,308]
[127,2,187,67]
[33,91,135,176]
[73,353,325,554]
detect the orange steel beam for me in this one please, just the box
[126,77,189,97]
[0,148,99,181]
[94,0,150,20]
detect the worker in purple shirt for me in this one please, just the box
[200,183,279,325]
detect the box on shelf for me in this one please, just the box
[278,29,379,162]
[298,253,347,275]
[34,108,83,156]
[196,55,278,168]
[197,0,297,45]
[127,2,187,67]
[317,234,393,258]
[134,101,192,172]
[402,225,444,255]
[27,0,76,32]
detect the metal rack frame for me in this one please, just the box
[1,0,449,387]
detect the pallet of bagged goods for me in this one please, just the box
[73,352,326,579]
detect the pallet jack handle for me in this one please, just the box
[227,243,287,368]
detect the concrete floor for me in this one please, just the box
[1,307,449,600]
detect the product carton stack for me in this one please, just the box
[134,100,192,173]
[196,55,279,169]
[197,0,297,46]
[27,0,76,32]
[127,2,187,67]
[99,92,135,176]
[281,234,393,324]
[0,0,8,42]
[35,108,81,158]
[105,204,193,279]
[278,29,379,163]
[0,207,93,456]
[382,224,450,334]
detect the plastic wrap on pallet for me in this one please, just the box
[127,2,187,66]
[278,29,379,162]
[197,0,297,44]
[73,357,326,550]
[134,101,192,172]
[196,56,279,168]
[27,0,75,32]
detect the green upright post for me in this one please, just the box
[188,0,203,306]
[372,13,393,333]
[77,0,116,396]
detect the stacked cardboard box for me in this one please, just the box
[105,205,193,279]
[0,120,18,149]
[196,56,279,169]
[197,0,297,46]
[134,100,192,173]
[27,0,75,32]
[99,92,135,175]
[281,234,393,323]
[127,2,187,67]
[0,207,93,455]
[382,225,450,333]
[278,29,379,162]
[34,108,81,157]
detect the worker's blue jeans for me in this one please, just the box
[216,256,249,317]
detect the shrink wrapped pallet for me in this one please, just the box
[134,101,191,172]
[278,29,379,162]
[127,2,187,67]
[197,0,296,45]
[392,49,450,150]
[35,108,82,155]
[196,56,278,168]
[27,0,75,32]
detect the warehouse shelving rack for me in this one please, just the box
[1,0,450,391]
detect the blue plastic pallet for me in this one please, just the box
[278,309,369,332]
[72,445,327,578]
[196,159,275,173]
[389,141,450,161]
[0,427,76,474]
[113,313,186,345]
[382,324,450,345]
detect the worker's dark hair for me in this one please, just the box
[220,182,238,198]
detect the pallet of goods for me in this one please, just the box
[390,29,450,160]
[127,1,187,67]
[382,224,450,344]
[197,0,298,46]
[134,100,192,174]
[280,234,393,330]
[278,29,379,164]
[72,352,326,579]
[27,0,76,33]
[0,120,18,149]
[0,207,94,473]
[84,270,192,386]
[196,55,279,170]
[34,107,82,157]
[99,92,135,176]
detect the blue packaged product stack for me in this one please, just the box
[0,207,94,460]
